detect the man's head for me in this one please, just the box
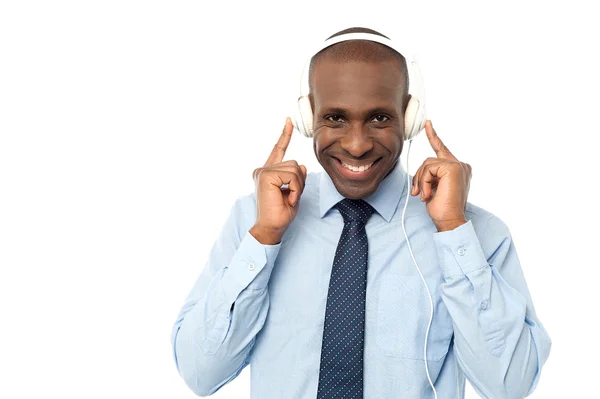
[309,27,409,199]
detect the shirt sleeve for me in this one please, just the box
[432,217,552,398]
[170,195,281,397]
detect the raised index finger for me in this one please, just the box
[425,120,457,160]
[264,117,294,166]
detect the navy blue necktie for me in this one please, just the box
[317,198,375,399]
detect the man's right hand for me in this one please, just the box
[250,117,307,245]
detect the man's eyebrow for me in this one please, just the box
[319,107,347,115]
[365,106,397,115]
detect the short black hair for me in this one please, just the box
[308,27,409,100]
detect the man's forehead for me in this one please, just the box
[313,57,404,78]
[311,59,406,102]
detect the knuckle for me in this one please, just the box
[255,167,270,181]
[294,171,302,183]
[463,162,473,176]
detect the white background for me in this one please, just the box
[1,1,598,398]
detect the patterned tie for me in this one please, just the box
[317,198,375,399]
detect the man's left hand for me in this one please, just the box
[410,120,472,232]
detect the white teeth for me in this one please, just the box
[341,161,374,172]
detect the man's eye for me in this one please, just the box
[372,115,390,123]
[326,115,345,123]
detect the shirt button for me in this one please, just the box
[457,246,467,256]
[480,300,489,310]
[248,263,256,271]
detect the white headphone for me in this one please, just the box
[292,32,427,141]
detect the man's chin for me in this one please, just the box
[337,183,379,199]
[327,170,382,199]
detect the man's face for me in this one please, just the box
[311,58,407,199]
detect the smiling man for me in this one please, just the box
[171,27,551,398]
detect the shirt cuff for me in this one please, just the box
[221,231,281,305]
[432,219,488,278]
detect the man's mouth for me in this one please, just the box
[340,160,375,172]
[334,158,381,180]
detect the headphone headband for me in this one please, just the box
[299,32,421,98]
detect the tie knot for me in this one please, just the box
[335,198,375,224]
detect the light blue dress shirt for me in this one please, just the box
[171,161,551,398]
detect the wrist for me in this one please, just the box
[434,217,468,232]
[249,224,285,245]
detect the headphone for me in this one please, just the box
[292,32,440,399]
[292,32,427,141]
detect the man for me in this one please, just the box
[171,27,551,398]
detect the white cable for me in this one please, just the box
[401,139,438,399]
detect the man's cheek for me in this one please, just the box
[313,135,328,155]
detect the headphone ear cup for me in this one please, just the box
[293,102,306,137]
[296,96,314,137]
[403,96,426,141]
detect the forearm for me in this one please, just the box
[433,219,551,398]
[441,264,542,397]
[173,270,271,396]
[172,221,280,396]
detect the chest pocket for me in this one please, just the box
[376,274,454,361]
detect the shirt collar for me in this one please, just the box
[319,160,408,223]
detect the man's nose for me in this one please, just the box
[339,124,374,158]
